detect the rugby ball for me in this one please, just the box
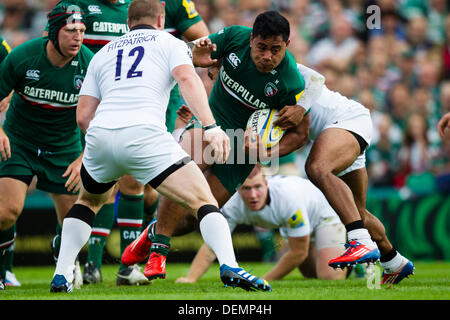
[246,108,285,149]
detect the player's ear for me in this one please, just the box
[285,39,290,48]
[157,13,165,30]
[250,33,253,47]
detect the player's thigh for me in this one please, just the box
[306,128,360,175]
[155,161,217,215]
[0,177,28,227]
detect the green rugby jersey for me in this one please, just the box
[49,0,201,52]
[49,0,130,53]
[208,26,305,131]
[0,37,94,152]
[0,37,11,63]
[163,0,202,37]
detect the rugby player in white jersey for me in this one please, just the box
[297,64,414,285]
[50,0,271,293]
[175,165,348,283]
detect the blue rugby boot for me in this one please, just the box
[220,264,272,292]
[382,259,414,285]
[50,274,73,293]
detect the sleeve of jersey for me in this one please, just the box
[280,59,306,107]
[281,188,311,238]
[168,39,194,71]
[0,38,11,64]
[173,0,202,34]
[0,52,19,99]
[79,58,101,100]
[296,63,325,112]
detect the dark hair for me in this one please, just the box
[252,10,290,42]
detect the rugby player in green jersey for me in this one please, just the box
[0,36,13,290]
[0,4,93,291]
[0,37,11,114]
[122,10,310,291]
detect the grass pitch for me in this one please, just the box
[1,261,449,301]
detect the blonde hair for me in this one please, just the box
[128,0,164,25]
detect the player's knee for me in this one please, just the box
[305,160,328,183]
[0,207,20,230]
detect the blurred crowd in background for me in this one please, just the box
[0,0,449,196]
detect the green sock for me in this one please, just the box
[0,224,15,279]
[87,203,115,269]
[117,193,144,270]
[150,234,171,256]
[143,194,159,230]
[5,244,14,272]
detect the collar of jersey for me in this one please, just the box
[130,24,156,31]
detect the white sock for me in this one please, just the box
[199,212,239,268]
[347,228,377,248]
[379,252,406,273]
[54,217,92,282]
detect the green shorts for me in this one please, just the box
[0,139,81,194]
[184,119,255,195]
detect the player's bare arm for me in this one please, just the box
[183,20,210,42]
[263,235,310,281]
[0,91,12,112]
[76,95,100,134]
[267,113,310,159]
[173,64,230,163]
[175,243,217,283]
[62,151,84,194]
[191,37,218,68]
[0,125,11,161]
[273,105,307,130]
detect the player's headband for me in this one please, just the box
[48,3,85,57]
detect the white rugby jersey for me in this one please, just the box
[80,26,193,131]
[296,63,370,140]
[221,175,339,238]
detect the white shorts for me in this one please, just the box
[323,106,372,176]
[83,125,189,186]
[311,217,346,250]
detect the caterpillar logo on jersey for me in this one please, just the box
[73,75,85,90]
[264,82,278,97]
[288,209,305,228]
[182,0,198,19]
[227,52,241,69]
[25,70,40,81]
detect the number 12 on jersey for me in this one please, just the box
[115,46,144,81]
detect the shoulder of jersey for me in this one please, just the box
[246,108,285,149]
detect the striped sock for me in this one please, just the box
[117,193,144,270]
[87,203,115,269]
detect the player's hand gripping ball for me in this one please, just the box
[246,109,285,149]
